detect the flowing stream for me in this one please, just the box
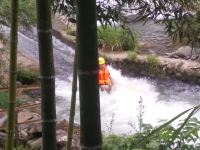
[1,24,200,134]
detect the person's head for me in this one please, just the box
[98,57,106,69]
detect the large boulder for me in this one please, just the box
[166,46,200,59]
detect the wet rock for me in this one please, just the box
[18,110,35,123]
[0,42,3,49]
[0,132,6,147]
[56,129,67,149]
[18,110,41,140]
[57,119,68,130]
[166,46,200,59]
[57,129,67,142]
[28,123,42,135]
[27,137,42,149]
[0,112,7,130]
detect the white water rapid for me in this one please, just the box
[55,65,200,134]
[1,24,200,135]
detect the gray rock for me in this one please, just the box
[27,137,42,149]
[56,129,67,142]
[166,46,200,59]
[0,113,7,129]
[0,132,6,147]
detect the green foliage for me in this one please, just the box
[128,51,138,60]
[0,92,23,109]
[147,55,159,68]
[103,117,200,150]
[53,0,200,48]
[14,145,26,150]
[0,40,9,87]
[163,11,200,47]
[64,26,76,36]
[98,26,138,51]
[0,0,36,26]
[53,0,124,26]
[105,114,115,135]
[0,92,8,109]
[103,103,200,150]
[128,97,146,134]
[125,0,200,47]
[146,55,160,75]
[17,69,39,85]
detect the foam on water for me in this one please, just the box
[55,66,196,134]
[2,23,198,135]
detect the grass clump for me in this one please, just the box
[64,26,76,36]
[147,55,159,68]
[14,145,26,150]
[128,50,139,60]
[98,25,138,52]
[17,68,39,85]
[146,55,160,75]
[0,92,23,109]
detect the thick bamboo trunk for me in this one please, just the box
[36,0,57,149]
[77,0,102,149]
[5,0,19,149]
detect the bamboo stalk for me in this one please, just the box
[5,0,19,148]
[67,47,78,150]
[36,0,57,149]
[77,0,102,149]
[14,110,19,146]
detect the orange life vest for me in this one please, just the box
[98,67,111,85]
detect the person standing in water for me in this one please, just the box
[98,57,112,93]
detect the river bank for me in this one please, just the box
[51,15,200,85]
[100,51,200,84]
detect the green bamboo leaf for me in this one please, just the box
[169,106,200,145]
[133,105,200,148]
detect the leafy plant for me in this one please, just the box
[146,55,160,75]
[147,55,159,68]
[128,96,146,134]
[105,114,115,135]
[64,26,76,36]
[14,145,26,150]
[103,101,200,150]
[0,92,23,109]
[103,116,200,150]
[128,51,138,60]
[134,105,200,149]
[0,0,36,26]
[0,92,9,109]
[17,69,39,84]
[98,25,138,52]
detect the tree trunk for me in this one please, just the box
[36,0,57,149]
[67,48,78,150]
[77,0,102,149]
[5,0,18,149]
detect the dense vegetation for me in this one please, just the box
[0,92,23,109]
[98,25,138,52]
[0,0,36,26]
[103,117,200,150]
[56,0,200,48]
